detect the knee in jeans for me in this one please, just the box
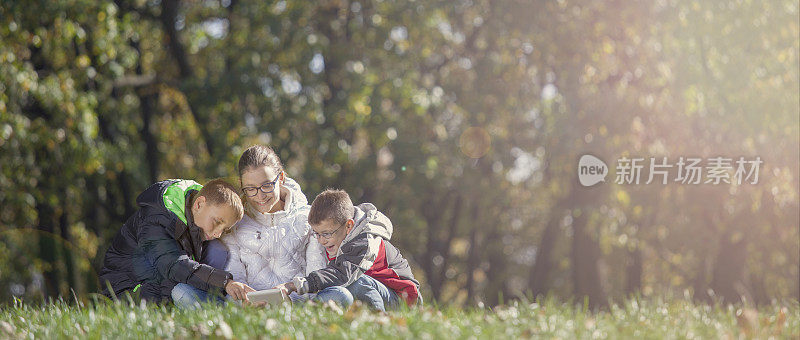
[203,240,229,270]
[172,283,198,306]
[347,276,377,295]
[316,286,354,307]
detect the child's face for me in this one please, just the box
[241,166,284,214]
[311,219,354,255]
[192,196,240,241]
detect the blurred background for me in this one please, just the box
[0,0,797,307]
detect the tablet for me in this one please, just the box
[246,288,288,305]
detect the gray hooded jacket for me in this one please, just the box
[293,203,419,296]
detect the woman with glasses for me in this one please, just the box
[218,144,327,302]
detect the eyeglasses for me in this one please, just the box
[241,173,281,197]
[311,221,348,240]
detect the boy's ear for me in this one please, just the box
[345,219,355,233]
[194,195,206,210]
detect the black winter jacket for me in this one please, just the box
[98,179,232,303]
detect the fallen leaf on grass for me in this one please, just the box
[0,321,15,334]
[736,308,759,336]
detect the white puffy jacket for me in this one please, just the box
[221,177,327,291]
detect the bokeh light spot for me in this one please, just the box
[459,126,491,159]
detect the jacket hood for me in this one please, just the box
[243,176,308,222]
[137,179,202,225]
[341,203,393,245]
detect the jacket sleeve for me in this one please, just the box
[296,233,380,293]
[221,234,248,284]
[383,240,420,286]
[138,218,232,291]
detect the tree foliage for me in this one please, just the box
[0,0,797,306]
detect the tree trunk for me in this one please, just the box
[58,210,82,296]
[570,209,607,308]
[438,193,463,294]
[36,200,61,299]
[625,246,642,294]
[129,39,161,183]
[465,205,481,304]
[708,232,747,303]
[158,0,217,159]
[420,191,445,300]
[529,209,561,298]
[483,227,507,307]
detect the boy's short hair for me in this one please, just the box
[308,189,355,226]
[198,178,244,220]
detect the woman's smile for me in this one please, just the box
[255,197,271,206]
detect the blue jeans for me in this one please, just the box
[171,283,226,309]
[201,239,229,270]
[314,275,399,312]
[171,239,229,309]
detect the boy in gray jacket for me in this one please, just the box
[277,189,420,311]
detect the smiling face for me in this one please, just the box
[241,165,285,214]
[191,196,241,241]
[311,218,354,255]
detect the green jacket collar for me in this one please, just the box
[162,180,202,225]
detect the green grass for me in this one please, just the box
[0,297,797,339]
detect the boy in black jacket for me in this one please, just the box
[99,179,256,306]
[277,189,420,311]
